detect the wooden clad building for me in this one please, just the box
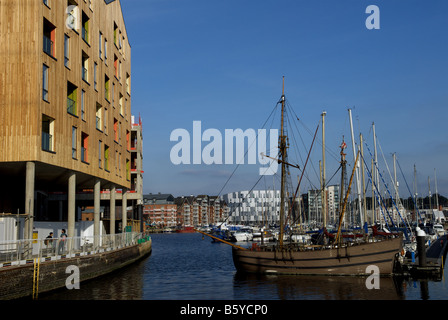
[0,0,133,239]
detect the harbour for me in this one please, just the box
[39,232,448,300]
[0,0,447,312]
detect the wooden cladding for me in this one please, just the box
[0,0,132,188]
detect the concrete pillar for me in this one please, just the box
[122,188,127,232]
[110,184,116,235]
[25,162,35,240]
[67,172,76,246]
[94,178,101,241]
[67,172,76,253]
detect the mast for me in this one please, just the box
[360,133,367,225]
[373,122,379,224]
[435,168,439,210]
[428,176,432,210]
[348,109,363,226]
[414,164,419,222]
[279,76,287,247]
[393,153,399,221]
[339,139,347,228]
[321,111,327,228]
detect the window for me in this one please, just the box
[43,18,56,57]
[72,126,77,159]
[42,64,49,101]
[105,75,110,101]
[67,82,77,116]
[64,34,70,68]
[126,159,130,181]
[81,89,85,120]
[113,22,118,46]
[96,103,103,130]
[126,73,130,95]
[81,11,89,43]
[81,132,89,163]
[98,140,102,168]
[112,82,115,106]
[94,62,98,90]
[113,118,118,142]
[104,108,108,134]
[104,144,110,171]
[104,38,108,62]
[42,115,55,152]
[82,51,89,82]
[119,93,123,115]
[114,55,118,78]
[126,130,130,151]
[43,0,49,7]
[99,31,103,59]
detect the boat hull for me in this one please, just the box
[232,236,402,276]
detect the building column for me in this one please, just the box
[25,162,35,240]
[122,188,127,232]
[94,178,101,243]
[67,172,76,238]
[110,184,116,235]
[67,172,76,253]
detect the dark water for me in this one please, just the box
[41,233,448,301]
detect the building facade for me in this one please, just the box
[0,0,133,239]
[307,185,340,225]
[221,190,282,225]
[143,194,177,230]
[173,195,229,228]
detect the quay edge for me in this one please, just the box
[0,237,152,300]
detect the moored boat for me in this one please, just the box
[232,236,402,275]
[230,78,403,276]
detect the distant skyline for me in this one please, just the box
[121,0,448,200]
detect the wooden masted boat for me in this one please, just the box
[232,236,402,276]
[231,77,403,276]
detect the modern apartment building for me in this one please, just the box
[307,185,340,225]
[0,0,133,240]
[143,194,177,230]
[221,190,282,225]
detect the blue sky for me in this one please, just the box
[120,0,448,200]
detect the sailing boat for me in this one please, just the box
[231,78,403,276]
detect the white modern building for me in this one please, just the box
[221,190,282,225]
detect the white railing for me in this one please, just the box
[0,232,148,267]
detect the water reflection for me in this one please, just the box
[233,273,407,300]
[40,257,148,300]
[38,233,447,300]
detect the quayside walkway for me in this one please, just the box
[0,232,149,268]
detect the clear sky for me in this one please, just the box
[120,0,448,200]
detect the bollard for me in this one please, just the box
[416,227,426,267]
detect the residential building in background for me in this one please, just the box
[221,190,282,225]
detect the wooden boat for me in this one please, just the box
[231,78,403,276]
[232,236,402,275]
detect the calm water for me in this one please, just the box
[41,233,448,300]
